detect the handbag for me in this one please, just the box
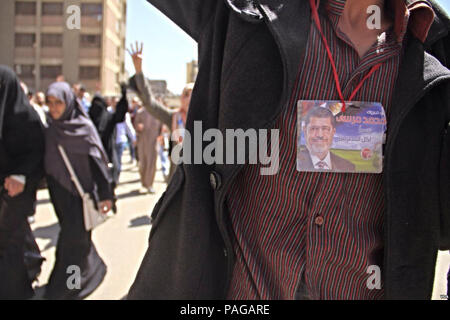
[58,145,108,231]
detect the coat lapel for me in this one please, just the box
[215,0,312,193]
[386,38,450,163]
[383,32,450,299]
[257,0,311,116]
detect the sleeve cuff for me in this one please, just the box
[10,175,26,185]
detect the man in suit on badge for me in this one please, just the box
[300,107,355,172]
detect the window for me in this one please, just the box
[81,3,103,16]
[41,65,62,79]
[15,1,36,15]
[41,33,63,47]
[15,33,36,47]
[80,34,101,48]
[79,66,100,79]
[15,64,35,78]
[42,2,63,15]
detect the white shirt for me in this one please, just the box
[10,175,26,184]
[116,113,136,145]
[31,103,48,127]
[310,152,332,170]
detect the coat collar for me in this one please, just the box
[425,0,450,46]
[225,0,449,45]
[386,38,450,161]
[225,0,450,121]
[255,0,311,121]
[225,0,311,104]
[223,0,311,126]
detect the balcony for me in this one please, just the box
[81,16,102,29]
[41,47,63,59]
[79,48,101,59]
[41,16,64,27]
[15,15,36,27]
[15,47,36,59]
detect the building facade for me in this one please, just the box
[186,59,198,84]
[0,0,127,96]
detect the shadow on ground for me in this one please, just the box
[128,215,152,228]
[36,198,51,206]
[118,178,141,186]
[32,223,60,251]
[116,190,151,200]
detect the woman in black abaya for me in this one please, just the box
[44,82,113,300]
[0,66,45,299]
[89,86,128,211]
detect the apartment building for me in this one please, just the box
[186,59,198,84]
[0,0,127,96]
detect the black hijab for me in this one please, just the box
[44,82,108,193]
[0,65,44,177]
[89,95,110,135]
[0,66,34,139]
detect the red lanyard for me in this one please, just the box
[309,0,382,112]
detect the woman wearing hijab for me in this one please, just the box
[0,65,45,299]
[89,86,128,209]
[44,81,113,300]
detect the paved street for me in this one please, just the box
[31,151,450,300]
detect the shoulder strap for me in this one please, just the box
[57,145,86,197]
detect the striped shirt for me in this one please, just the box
[226,0,411,300]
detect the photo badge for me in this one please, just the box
[297,100,387,173]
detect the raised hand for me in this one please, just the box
[127,41,144,74]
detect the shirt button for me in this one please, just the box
[315,216,324,226]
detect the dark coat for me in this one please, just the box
[0,65,45,299]
[0,65,44,213]
[128,0,450,300]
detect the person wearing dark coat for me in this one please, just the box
[127,0,450,300]
[43,82,113,300]
[0,65,45,299]
[89,86,128,211]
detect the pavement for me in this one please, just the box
[31,151,450,300]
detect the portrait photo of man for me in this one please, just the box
[299,107,355,172]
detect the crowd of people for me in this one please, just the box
[0,42,193,299]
